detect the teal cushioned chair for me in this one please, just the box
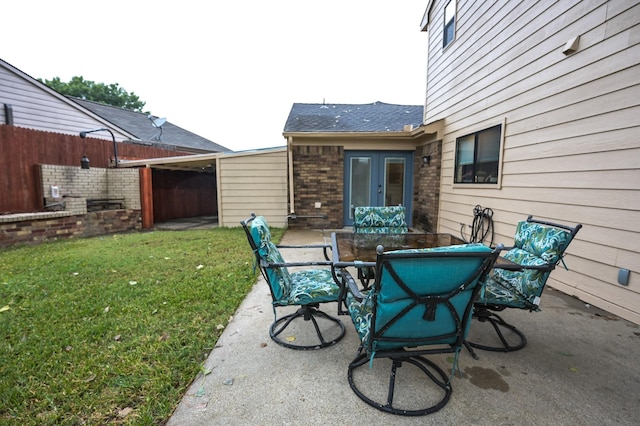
[342,243,500,415]
[468,215,582,354]
[241,213,345,350]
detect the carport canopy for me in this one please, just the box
[118,152,223,172]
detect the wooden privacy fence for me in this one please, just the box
[0,125,188,213]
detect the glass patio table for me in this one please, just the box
[330,231,520,271]
[329,231,518,315]
[329,232,469,315]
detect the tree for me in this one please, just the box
[40,76,146,112]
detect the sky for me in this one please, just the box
[3,1,429,152]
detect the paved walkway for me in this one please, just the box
[168,230,640,425]
[154,216,218,231]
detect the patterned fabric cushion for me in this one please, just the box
[346,289,374,343]
[284,269,342,306]
[354,206,408,234]
[477,220,574,310]
[250,216,292,301]
[514,221,572,264]
[250,215,340,306]
[478,248,550,309]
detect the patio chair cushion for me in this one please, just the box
[346,289,374,343]
[250,216,292,301]
[383,244,490,302]
[477,220,574,310]
[284,269,342,306]
[347,244,491,349]
[514,221,573,264]
[250,215,340,306]
[354,206,408,233]
[478,248,550,309]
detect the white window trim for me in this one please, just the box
[443,0,457,50]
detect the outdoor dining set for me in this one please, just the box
[240,206,582,416]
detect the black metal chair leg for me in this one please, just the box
[270,305,346,350]
[468,310,527,352]
[348,352,452,416]
[464,340,480,360]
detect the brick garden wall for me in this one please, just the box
[0,209,141,248]
[288,145,344,229]
[0,164,143,248]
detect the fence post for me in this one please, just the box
[139,167,154,229]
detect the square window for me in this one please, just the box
[454,125,502,184]
[443,0,456,48]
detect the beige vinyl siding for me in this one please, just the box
[0,62,130,140]
[217,148,288,227]
[425,0,640,323]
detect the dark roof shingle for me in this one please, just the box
[72,98,229,153]
[283,101,424,133]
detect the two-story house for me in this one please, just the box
[420,0,639,323]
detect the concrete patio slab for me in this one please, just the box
[167,230,640,425]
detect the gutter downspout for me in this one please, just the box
[216,155,223,226]
[287,136,295,217]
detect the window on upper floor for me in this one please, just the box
[443,0,456,48]
[454,125,502,184]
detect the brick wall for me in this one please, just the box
[40,165,140,210]
[0,209,141,248]
[288,145,344,229]
[288,143,443,231]
[106,168,141,210]
[412,141,442,232]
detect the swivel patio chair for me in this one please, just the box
[353,205,408,287]
[342,243,500,415]
[240,213,345,350]
[467,215,582,354]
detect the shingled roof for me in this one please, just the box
[283,101,424,133]
[72,98,229,153]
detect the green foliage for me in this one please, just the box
[40,76,146,112]
[0,227,284,425]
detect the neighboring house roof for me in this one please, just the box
[72,98,229,153]
[0,58,137,141]
[283,101,424,133]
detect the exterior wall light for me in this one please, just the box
[79,128,118,167]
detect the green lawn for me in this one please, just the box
[0,227,283,425]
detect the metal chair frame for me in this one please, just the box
[342,245,500,415]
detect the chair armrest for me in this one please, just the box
[260,259,333,268]
[493,258,554,272]
[277,244,332,261]
[340,268,367,302]
[520,263,555,272]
